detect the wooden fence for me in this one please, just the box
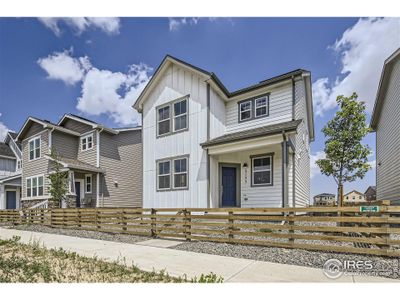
[1,205,400,257]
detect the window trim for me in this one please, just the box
[156,155,189,191]
[80,133,94,152]
[156,95,189,138]
[26,175,45,199]
[85,174,92,194]
[28,136,41,161]
[238,93,270,123]
[239,100,252,122]
[172,157,189,190]
[250,153,274,187]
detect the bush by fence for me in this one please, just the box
[1,205,400,257]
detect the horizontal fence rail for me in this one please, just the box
[1,205,400,257]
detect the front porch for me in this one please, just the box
[65,170,99,208]
[0,174,22,210]
[204,130,296,208]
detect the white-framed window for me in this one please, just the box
[17,160,22,170]
[28,137,41,160]
[26,175,44,198]
[239,101,252,121]
[173,157,188,189]
[81,134,93,151]
[157,98,188,137]
[173,99,188,132]
[157,160,171,190]
[255,97,268,117]
[157,105,171,136]
[251,154,273,186]
[85,174,92,193]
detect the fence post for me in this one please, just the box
[77,208,81,229]
[228,211,234,242]
[288,211,295,246]
[183,209,192,241]
[96,209,101,231]
[151,208,157,238]
[122,209,127,232]
[379,200,391,253]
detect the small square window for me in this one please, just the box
[81,134,94,151]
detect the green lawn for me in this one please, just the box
[0,236,222,283]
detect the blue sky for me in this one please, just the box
[0,17,399,200]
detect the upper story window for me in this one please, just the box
[240,101,252,121]
[17,160,22,170]
[29,137,41,161]
[81,134,93,151]
[238,94,270,123]
[26,175,44,198]
[251,154,273,186]
[157,97,188,137]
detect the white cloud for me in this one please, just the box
[313,17,400,116]
[38,17,120,36]
[0,113,10,141]
[310,151,326,179]
[37,50,152,126]
[368,160,376,169]
[169,18,200,31]
[37,49,90,85]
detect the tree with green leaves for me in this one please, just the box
[48,148,69,208]
[316,93,371,206]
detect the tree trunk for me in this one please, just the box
[337,184,344,207]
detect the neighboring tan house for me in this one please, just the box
[343,190,366,203]
[134,55,314,208]
[313,193,336,206]
[364,186,377,201]
[0,132,22,209]
[370,48,400,204]
[16,114,142,209]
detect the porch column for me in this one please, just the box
[281,135,289,208]
[0,184,5,209]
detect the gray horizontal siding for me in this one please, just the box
[62,119,93,134]
[52,131,79,159]
[376,57,400,202]
[99,131,142,207]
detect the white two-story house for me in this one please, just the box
[134,55,314,208]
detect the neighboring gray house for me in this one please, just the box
[0,132,22,209]
[371,48,400,204]
[134,55,314,209]
[16,114,142,209]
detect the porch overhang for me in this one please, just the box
[44,155,104,174]
[201,120,301,155]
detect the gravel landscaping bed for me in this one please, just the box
[2,224,150,245]
[172,241,400,279]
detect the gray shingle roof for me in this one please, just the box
[0,142,15,158]
[201,120,302,148]
[45,155,104,173]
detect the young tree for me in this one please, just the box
[48,148,68,208]
[316,93,371,206]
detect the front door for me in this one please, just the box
[6,191,16,209]
[74,182,81,208]
[221,167,237,207]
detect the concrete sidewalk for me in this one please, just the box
[0,228,397,283]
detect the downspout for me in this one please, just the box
[291,76,296,120]
[96,128,104,207]
[206,83,211,208]
[281,131,289,208]
[48,128,55,152]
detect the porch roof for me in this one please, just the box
[44,155,104,173]
[201,119,302,148]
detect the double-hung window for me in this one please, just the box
[157,98,188,137]
[81,134,93,151]
[85,174,92,193]
[173,100,187,132]
[255,97,268,117]
[251,154,273,186]
[173,157,188,189]
[26,175,44,198]
[157,156,189,191]
[29,137,41,160]
[239,101,252,121]
[157,160,171,190]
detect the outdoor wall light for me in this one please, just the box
[243,163,248,169]
[114,180,119,187]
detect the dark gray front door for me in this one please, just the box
[75,182,81,208]
[221,167,237,207]
[6,191,16,209]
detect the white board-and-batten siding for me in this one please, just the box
[376,57,400,202]
[142,64,208,208]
